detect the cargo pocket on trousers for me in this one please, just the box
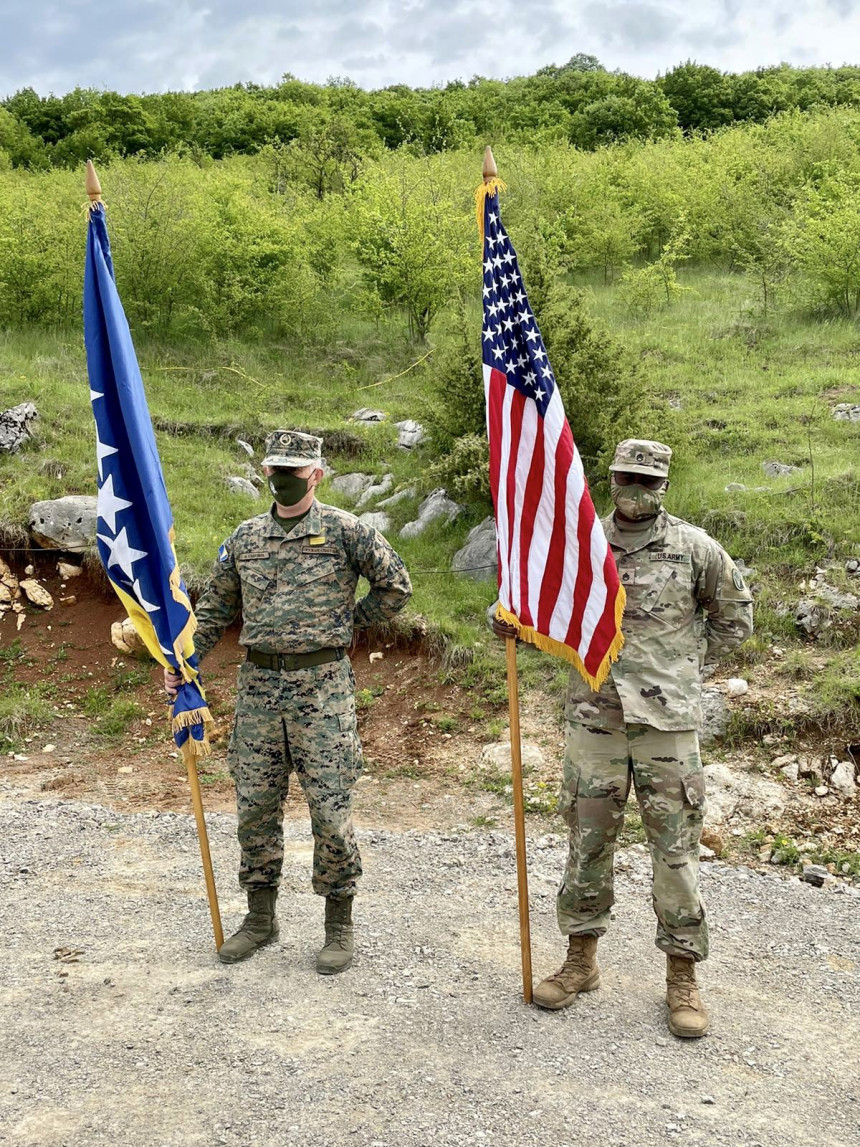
[557,767,580,828]
[680,768,706,848]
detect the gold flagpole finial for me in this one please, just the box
[85,160,103,204]
[483,145,497,182]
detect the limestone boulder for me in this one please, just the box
[225,476,260,499]
[356,473,394,509]
[29,496,98,552]
[0,402,38,453]
[330,473,374,502]
[399,489,463,539]
[358,511,392,535]
[452,517,497,581]
[395,420,426,450]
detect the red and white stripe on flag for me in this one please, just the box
[477,179,625,690]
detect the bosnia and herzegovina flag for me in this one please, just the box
[83,169,212,757]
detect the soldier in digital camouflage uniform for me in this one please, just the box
[494,439,753,1036]
[166,430,411,974]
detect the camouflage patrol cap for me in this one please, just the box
[609,438,672,478]
[261,429,323,468]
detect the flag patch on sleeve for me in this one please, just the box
[218,543,229,563]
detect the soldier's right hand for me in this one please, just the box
[163,668,182,698]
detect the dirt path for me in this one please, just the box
[1,787,858,1147]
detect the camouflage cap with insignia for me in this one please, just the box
[261,429,323,468]
[609,438,672,478]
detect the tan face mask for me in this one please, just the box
[610,478,666,520]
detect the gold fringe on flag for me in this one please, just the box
[496,587,626,692]
[171,705,214,759]
[475,176,507,248]
[83,159,104,218]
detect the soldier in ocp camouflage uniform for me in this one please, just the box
[166,430,411,974]
[495,439,753,1036]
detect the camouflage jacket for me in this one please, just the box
[566,510,753,732]
[193,501,412,660]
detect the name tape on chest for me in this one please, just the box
[650,551,691,564]
[302,542,339,556]
[239,549,271,561]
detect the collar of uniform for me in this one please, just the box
[267,499,323,540]
[604,508,669,555]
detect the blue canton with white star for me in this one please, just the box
[482,194,555,416]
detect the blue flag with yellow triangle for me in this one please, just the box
[83,187,212,757]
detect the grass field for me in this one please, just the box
[2,264,860,729]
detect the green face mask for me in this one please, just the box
[610,479,666,520]
[268,470,310,507]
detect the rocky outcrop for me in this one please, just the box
[452,517,497,581]
[29,496,98,552]
[0,402,38,453]
[400,490,463,539]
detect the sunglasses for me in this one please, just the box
[612,472,667,491]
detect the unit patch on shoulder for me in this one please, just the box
[650,552,690,564]
[733,568,745,589]
[218,543,229,563]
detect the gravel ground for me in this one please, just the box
[1,794,858,1147]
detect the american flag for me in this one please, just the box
[481,186,625,689]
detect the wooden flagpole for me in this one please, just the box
[482,145,533,1003]
[505,636,533,1004]
[181,742,224,950]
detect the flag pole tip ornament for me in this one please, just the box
[476,145,506,246]
[85,160,103,216]
[479,162,626,692]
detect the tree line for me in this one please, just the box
[7,59,860,171]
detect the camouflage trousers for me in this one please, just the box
[227,659,363,899]
[557,721,708,961]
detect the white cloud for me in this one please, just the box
[3,0,860,96]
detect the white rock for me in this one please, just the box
[330,473,374,501]
[56,561,82,579]
[399,489,463,539]
[376,487,417,509]
[356,473,394,509]
[832,403,860,422]
[814,785,829,797]
[452,517,497,581]
[830,760,857,799]
[42,744,56,753]
[780,761,800,783]
[762,461,800,478]
[725,677,749,697]
[368,652,384,664]
[236,438,254,457]
[24,564,34,576]
[0,402,38,453]
[479,742,545,773]
[111,618,148,657]
[700,687,728,745]
[351,408,387,423]
[19,579,53,609]
[358,512,392,534]
[29,496,98,552]
[698,843,716,860]
[225,476,259,498]
[395,420,426,450]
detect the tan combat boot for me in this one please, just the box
[533,935,600,1010]
[218,887,279,964]
[316,896,354,975]
[666,955,709,1038]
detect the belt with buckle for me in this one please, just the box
[246,647,345,672]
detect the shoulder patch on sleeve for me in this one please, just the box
[218,543,230,563]
[733,568,745,590]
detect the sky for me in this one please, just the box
[3,0,860,97]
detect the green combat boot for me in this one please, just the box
[666,954,710,1038]
[533,935,600,1010]
[316,896,354,975]
[218,887,279,965]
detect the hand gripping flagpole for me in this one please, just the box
[481,146,533,1005]
[85,161,223,952]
